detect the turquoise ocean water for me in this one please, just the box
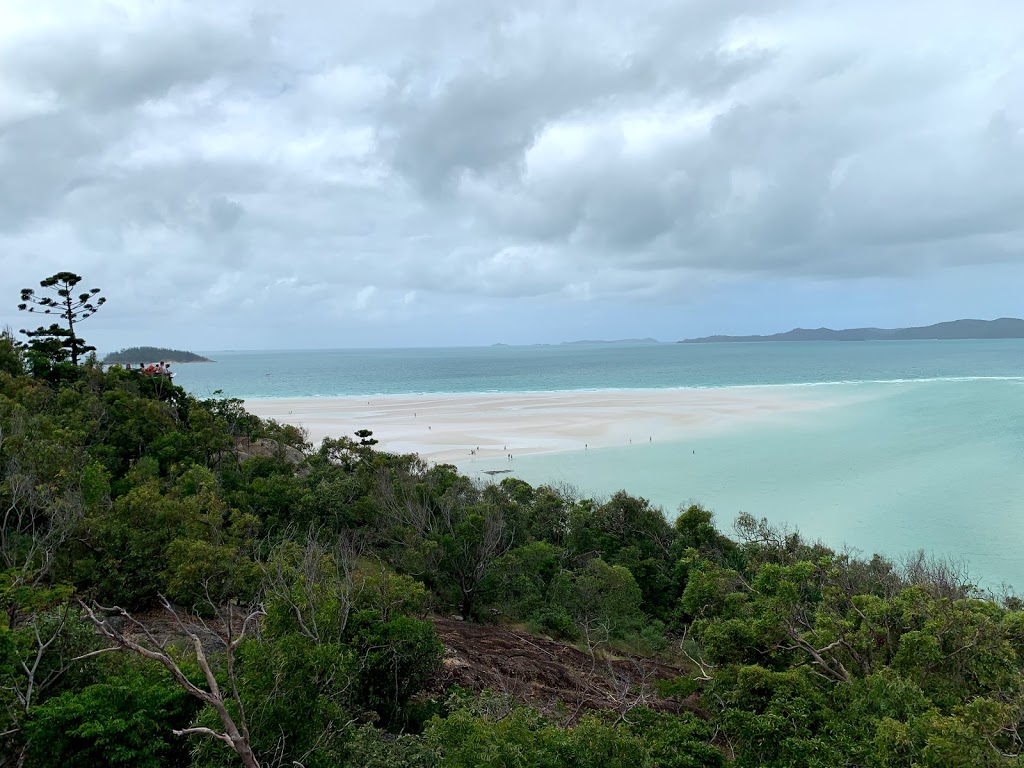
[173,341,1024,589]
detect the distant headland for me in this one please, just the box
[680,318,1024,343]
[102,346,212,364]
[559,338,661,346]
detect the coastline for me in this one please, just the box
[244,386,847,463]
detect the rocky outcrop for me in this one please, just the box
[233,437,306,466]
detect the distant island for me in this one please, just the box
[680,318,1024,343]
[103,346,212,364]
[492,338,663,347]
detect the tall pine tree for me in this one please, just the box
[18,272,106,366]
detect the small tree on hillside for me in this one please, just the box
[0,327,22,376]
[354,429,379,447]
[18,272,106,366]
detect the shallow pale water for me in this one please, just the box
[495,379,1024,589]
[174,341,1024,588]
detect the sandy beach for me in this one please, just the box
[244,387,841,464]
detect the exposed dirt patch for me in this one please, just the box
[428,617,703,722]
[105,605,250,656]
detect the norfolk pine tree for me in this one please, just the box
[18,272,106,366]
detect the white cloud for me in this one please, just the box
[353,285,377,311]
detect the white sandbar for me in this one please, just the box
[244,387,841,464]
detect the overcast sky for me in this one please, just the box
[1,0,1023,350]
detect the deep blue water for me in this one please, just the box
[172,339,1024,398]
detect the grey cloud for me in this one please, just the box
[0,5,269,236]
[380,1,777,193]
[383,57,651,191]
[1,6,265,111]
[207,197,244,231]
[418,5,1024,281]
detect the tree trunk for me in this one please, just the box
[64,292,77,366]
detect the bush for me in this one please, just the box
[25,658,196,768]
[529,606,579,640]
[350,613,444,729]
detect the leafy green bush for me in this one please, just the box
[349,613,444,729]
[25,658,196,768]
[549,558,644,647]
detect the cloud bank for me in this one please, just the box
[1,0,1022,346]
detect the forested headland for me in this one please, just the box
[3,275,1024,767]
[103,347,212,364]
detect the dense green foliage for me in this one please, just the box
[3,320,1024,767]
[25,658,196,768]
[103,347,212,364]
[427,693,722,768]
